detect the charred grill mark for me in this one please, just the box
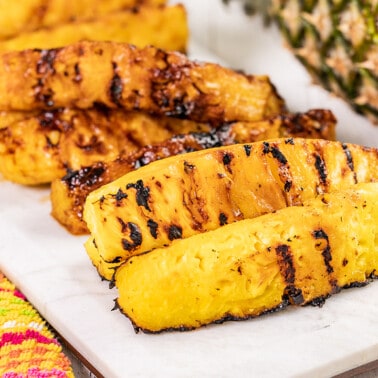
[222,152,232,165]
[147,219,158,239]
[167,225,183,241]
[121,222,142,251]
[189,129,224,149]
[109,62,123,107]
[275,244,304,305]
[342,144,354,171]
[34,81,55,107]
[342,143,357,183]
[313,229,334,274]
[314,153,327,185]
[183,161,195,174]
[74,63,82,83]
[263,142,293,196]
[115,188,127,204]
[166,98,196,119]
[219,151,234,174]
[62,164,106,190]
[262,142,288,164]
[36,48,57,75]
[284,181,292,192]
[219,212,228,226]
[275,244,295,285]
[117,217,128,233]
[34,49,58,107]
[126,180,151,211]
[243,144,252,156]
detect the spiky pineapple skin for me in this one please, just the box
[273,0,378,123]
[234,0,378,124]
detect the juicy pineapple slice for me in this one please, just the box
[0,40,285,123]
[51,109,336,235]
[115,182,378,332]
[83,138,378,280]
[0,4,188,53]
[0,0,167,40]
[0,109,208,185]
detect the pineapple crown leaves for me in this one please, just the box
[223,0,378,122]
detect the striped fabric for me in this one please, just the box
[0,273,74,377]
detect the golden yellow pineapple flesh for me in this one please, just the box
[115,182,378,333]
[0,0,167,40]
[83,138,378,280]
[0,4,188,53]
[51,108,336,235]
[0,41,285,122]
[0,109,208,185]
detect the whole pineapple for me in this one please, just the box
[225,0,378,124]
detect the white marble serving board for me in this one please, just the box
[1,1,378,377]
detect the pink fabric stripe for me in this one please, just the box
[0,330,58,348]
[3,367,68,377]
[0,287,26,300]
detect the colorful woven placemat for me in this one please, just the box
[0,272,74,377]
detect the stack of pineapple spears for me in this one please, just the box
[0,0,377,333]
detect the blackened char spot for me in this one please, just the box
[62,164,106,190]
[74,63,82,82]
[168,225,182,241]
[314,154,327,184]
[183,161,195,173]
[34,49,58,107]
[313,229,333,274]
[109,62,123,106]
[190,128,225,149]
[117,217,128,233]
[122,222,142,251]
[147,219,158,239]
[169,99,195,119]
[342,144,354,171]
[342,143,357,183]
[36,48,57,75]
[271,147,288,164]
[222,152,232,165]
[275,244,304,305]
[126,180,151,211]
[243,144,252,156]
[285,286,304,306]
[284,180,292,192]
[219,212,228,226]
[262,142,288,165]
[115,188,127,202]
[309,295,327,307]
[275,244,295,285]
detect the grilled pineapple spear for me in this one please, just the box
[225,0,378,123]
[83,138,378,280]
[0,0,167,40]
[51,109,336,235]
[0,40,284,122]
[0,109,209,185]
[115,182,378,333]
[0,4,188,53]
